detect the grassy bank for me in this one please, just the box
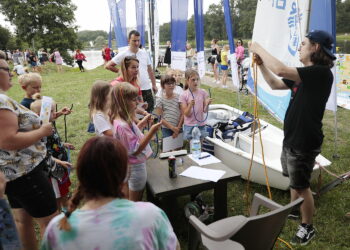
[7,63,350,249]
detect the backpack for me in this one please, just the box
[216,50,222,63]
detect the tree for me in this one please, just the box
[159,22,171,43]
[204,4,226,41]
[77,30,109,43]
[336,0,350,33]
[0,0,81,65]
[0,25,11,50]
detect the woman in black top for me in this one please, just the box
[164,41,171,67]
[210,39,220,83]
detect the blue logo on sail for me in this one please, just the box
[288,2,302,56]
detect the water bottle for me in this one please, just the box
[191,126,202,159]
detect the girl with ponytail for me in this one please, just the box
[41,136,178,250]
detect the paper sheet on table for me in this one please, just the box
[188,152,221,166]
[162,133,184,152]
[180,166,226,182]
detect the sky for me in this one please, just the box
[0,0,220,32]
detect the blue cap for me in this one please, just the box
[306,30,336,60]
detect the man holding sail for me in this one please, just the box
[250,30,335,245]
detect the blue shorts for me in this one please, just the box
[183,125,208,141]
[162,128,174,138]
[162,127,183,138]
[221,65,228,70]
[128,162,147,191]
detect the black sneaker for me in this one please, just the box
[290,224,316,246]
[288,209,300,220]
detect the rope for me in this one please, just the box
[247,57,292,250]
[189,88,211,124]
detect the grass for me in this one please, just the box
[7,63,350,249]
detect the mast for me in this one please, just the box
[148,0,156,69]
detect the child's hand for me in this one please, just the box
[60,107,72,115]
[63,143,75,150]
[190,100,195,106]
[172,130,180,139]
[55,159,72,170]
[138,114,152,129]
[205,98,213,106]
[171,126,180,134]
[150,121,162,133]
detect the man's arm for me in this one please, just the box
[105,60,119,73]
[250,42,301,88]
[147,65,158,93]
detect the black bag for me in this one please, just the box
[217,51,222,63]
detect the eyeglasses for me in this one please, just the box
[0,67,11,75]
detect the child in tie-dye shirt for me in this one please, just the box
[41,136,178,250]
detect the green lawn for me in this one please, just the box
[7,63,350,249]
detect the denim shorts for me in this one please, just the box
[183,125,208,140]
[221,65,228,70]
[281,146,320,189]
[128,162,147,191]
[162,128,174,138]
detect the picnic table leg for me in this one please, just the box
[214,181,228,221]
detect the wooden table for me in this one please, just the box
[146,155,241,221]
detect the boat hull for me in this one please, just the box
[206,104,331,190]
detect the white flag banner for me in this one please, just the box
[197,51,205,78]
[154,0,159,68]
[228,53,240,88]
[247,0,310,121]
[171,51,186,72]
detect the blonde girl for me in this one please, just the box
[89,80,113,136]
[220,45,230,88]
[179,69,212,141]
[110,82,162,201]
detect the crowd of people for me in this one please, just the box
[0,28,338,249]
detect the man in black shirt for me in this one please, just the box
[250,30,335,245]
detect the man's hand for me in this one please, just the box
[152,85,158,94]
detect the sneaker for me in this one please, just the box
[288,209,300,220]
[290,224,315,246]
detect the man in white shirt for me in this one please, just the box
[13,63,26,75]
[105,30,157,113]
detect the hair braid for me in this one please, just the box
[59,185,84,231]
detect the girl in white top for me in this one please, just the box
[89,80,113,136]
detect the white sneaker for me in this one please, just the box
[222,85,228,88]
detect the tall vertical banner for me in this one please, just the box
[135,0,145,47]
[223,0,239,88]
[309,0,337,112]
[117,0,128,50]
[335,54,350,109]
[154,0,160,68]
[108,20,112,49]
[107,0,128,50]
[194,0,205,78]
[171,0,188,71]
[248,0,310,122]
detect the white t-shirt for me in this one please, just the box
[112,49,152,91]
[92,112,112,136]
[13,65,26,75]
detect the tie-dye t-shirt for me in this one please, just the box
[41,199,178,250]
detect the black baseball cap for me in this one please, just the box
[306,30,336,60]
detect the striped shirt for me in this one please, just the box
[156,94,181,128]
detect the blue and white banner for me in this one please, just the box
[107,0,128,50]
[117,0,128,50]
[135,0,145,47]
[223,0,239,88]
[194,0,205,78]
[171,0,188,71]
[309,0,337,112]
[108,19,112,49]
[248,0,310,122]
[154,0,160,67]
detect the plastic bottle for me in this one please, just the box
[191,126,202,159]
